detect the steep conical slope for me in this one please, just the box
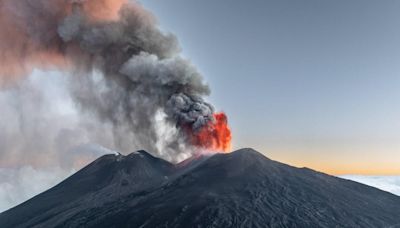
[1,148,400,228]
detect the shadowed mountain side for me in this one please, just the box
[1,148,400,228]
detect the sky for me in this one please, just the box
[140,0,400,175]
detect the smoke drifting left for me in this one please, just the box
[0,0,231,161]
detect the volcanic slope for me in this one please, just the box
[1,148,400,228]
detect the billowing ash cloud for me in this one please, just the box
[0,0,229,161]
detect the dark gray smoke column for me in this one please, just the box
[0,0,228,161]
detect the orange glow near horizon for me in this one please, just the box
[253,145,400,175]
[289,161,400,176]
[192,112,232,153]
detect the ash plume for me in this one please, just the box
[0,0,229,161]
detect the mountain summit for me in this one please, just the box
[1,148,400,228]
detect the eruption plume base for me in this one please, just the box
[191,112,232,153]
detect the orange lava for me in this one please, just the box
[192,112,232,152]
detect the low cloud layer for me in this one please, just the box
[341,175,400,196]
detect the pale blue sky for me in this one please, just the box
[141,0,400,174]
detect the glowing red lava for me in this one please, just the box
[192,112,232,152]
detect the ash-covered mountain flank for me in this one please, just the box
[1,149,400,228]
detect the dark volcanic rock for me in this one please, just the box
[1,148,400,228]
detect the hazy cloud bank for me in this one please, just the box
[341,175,400,196]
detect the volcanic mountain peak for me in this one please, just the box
[212,147,271,165]
[129,150,156,158]
[2,148,400,228]
[95,150,158,162]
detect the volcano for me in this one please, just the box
[1,148,400,228]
